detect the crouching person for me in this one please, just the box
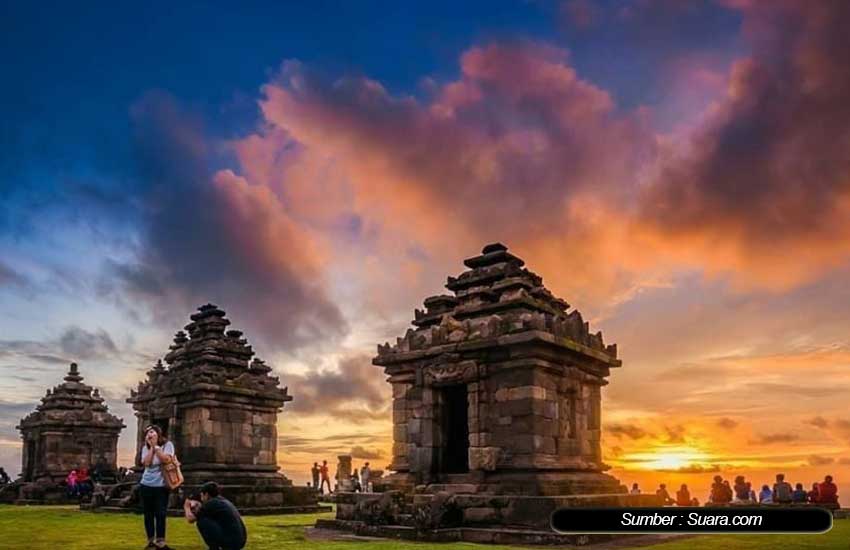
[183,482,247,550]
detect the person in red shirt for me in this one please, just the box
[319,460,332,495]
[815,475,839,506]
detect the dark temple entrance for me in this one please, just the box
[439,384,469,474]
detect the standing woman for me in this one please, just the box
[140,425,175,550]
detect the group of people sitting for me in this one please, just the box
[310,460,373,494]
[632,473,840,507]
[64,467,95,499]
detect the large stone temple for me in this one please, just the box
[321,244,658,544]
[120,304,324,514]
[0,362,124,503]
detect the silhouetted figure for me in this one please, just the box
[733,476,751,502]
[630,483,640,495]
[808,482,820,503]
[759,484,773,503]
[319,460,332,494]
[710,476,732,504]
[792,483,808,503]
[0,467,10,485]
[773,473,792,504]
[360,462,372,493]
[675,484,691,507]
[310,462,320,490]
[815,475,839,506]
[656,483,673,505]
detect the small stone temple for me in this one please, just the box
[321,244,658,544]
[121,304,323,514]
[18,362,125,483]
[0,362,124,503]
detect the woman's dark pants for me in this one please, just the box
[139,484,170,540]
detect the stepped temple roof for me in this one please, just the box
[129,303,291,404]
[17,362,124,431]
[375,242,619,369]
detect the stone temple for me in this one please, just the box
[101,304,324,514]
[0,362,124,504]
[321,244,658,544]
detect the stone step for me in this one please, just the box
[396,513,415,527]
[423,483,480,494]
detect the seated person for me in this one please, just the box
[791,483,808,503]
[184,482,247,550]
[759,484,773,503]
[656,483,674,505]
[0,467,10,485]
[773,473,793,504]
[710,476,732,504]
[733,476,751,502]
[675,484,691,507]
[808,482,820,503]
[815,475,839,506]
[66,470,79,498]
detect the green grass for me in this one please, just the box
[0,505,846,550]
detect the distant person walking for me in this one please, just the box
[310,462,320,490]
[319,460,332,494]
[360,462,372,493]
[773,473,793,504]
[675,484,691,507]
[140,424,175,550]
[184,481,247,550]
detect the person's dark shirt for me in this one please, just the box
[197,496,247,548]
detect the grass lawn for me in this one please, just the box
[0,505,845,550]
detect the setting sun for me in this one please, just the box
[619,446,713,472]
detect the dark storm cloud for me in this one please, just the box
[101,92,347,352]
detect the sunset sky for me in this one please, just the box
[2,1,850,500]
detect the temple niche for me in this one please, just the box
[122,304,324,514]
[323,244,658,544]
[0,362,124,503]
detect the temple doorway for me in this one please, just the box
[438,384,469,474]
[25,440,35,481]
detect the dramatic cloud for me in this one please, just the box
[350,446,383,460]
[607,423,649,440]
[638,1,850,289]
[808,455,835,467]
[0,326,120,364]
[752,433,799,445]
[806,416,829,429]
[716,418,739,430]
[283,354,389,417]
[102,92,348,352]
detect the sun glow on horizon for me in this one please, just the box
[618,446,714,472]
